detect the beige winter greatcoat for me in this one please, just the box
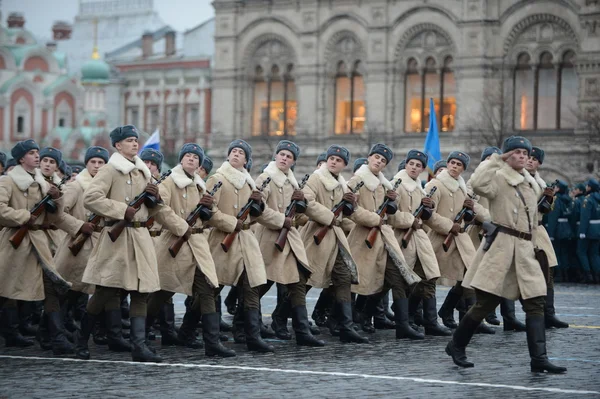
[254,161,312,285]
[82,153,162,293]
[43,172,68,253]
[531,171,559,268]
[152,164,219,295]
[462,154,547,300]
[0,166,71,300]
[205,161,267,288]
[348,165,421,296]
[301,164,359,288]
[389,169,440,281]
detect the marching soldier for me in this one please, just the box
[573,183,592,282]
[4,158,17,174]
[391,149,450,337]
[0,140,73,354]
[525,147,569,329]
[446,136,566,374]
[433,160,447,177]
[205,140,274,353]
[427,152,495,334]
[547,181,575,281]
[301,145,369,344]
[315,152,327,170]
[39,147,69,254]
[79,125,167,363]
[348,144,423,340]
[198,156,213,180]
[578,179,600,284]
[140,148,162,181]
[254,140,324,347]
[145,143,235,357]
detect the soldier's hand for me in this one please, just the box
[421,197,434,209]
[250,191,262,203]
[291,190,304,202]
[463,199,474,210]
[411,218,422,230]
[543,187,554,197]
[48,186,60,199]
[182,226,192,241]
[501,150,516,162]
[78,222,95,236]
[26,214,38,227]
[342,192,356,205]
[283,217,292,230]
[199,194,214,208]
[124,206,136,222]
[386,190,398,202]
[145,183,159,198]
[449,223,461,236]
[235,219,243,232]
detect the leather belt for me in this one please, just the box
[104,220,149,228]
[149,230,162,237]
[494,224,532,241]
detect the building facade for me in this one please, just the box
[211,0,600,181]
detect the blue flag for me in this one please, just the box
[423,98,441,174]
[140,129,160,153]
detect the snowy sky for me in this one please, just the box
[1,0,215,41]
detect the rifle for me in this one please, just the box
[9,175,71,249]
[274,174,310,252]
[313,181,364,245]
[365,178,403,249]
[402,186,438,248]
[67,212,102,256]
[220,177,271,252]
[442,193,475,252]
[169,181,223,258]
[107,170,172,242]
[538,179,559,214]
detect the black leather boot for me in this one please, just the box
[271,296,292,340]
[312,290,332,327]
[244,309,275,353]
[1,306,34,347]
[36,311,52,350]
[500,298,526,332]
[224,287,238,316]
[75,312,97,360]
[130,317,162,363]
[408,296,422,331]
[177,309,203,349]
[414,300,424,327]
[93,311,108,345]
[47,311,75,356]
[259,311,276,339]
[18,301,38,336]
[291,306,325,347]
[159,303,184,346]
[373,297,395,330]
[120,295,130,330]
[106,309,132,352]
[422,297,452,336]
[393,298,424,340]
[526,315,567,373]
[337,302,369,344]
[231,302,246,344]
[215,295,232,333]
[545,287,569,329]
[485,308,501,326]
[382,292,394,320]
[438,288,461,329]
[202,312,236,357]
[445,314,479,368]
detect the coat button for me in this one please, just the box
[449,193,453,197]
[279,188,283,193]
[127,180,131,185]
[183,194,187,199]
[450,208,453,212]
[234,189,238,194]
[23,192,28,197]
[514,209,518,214]
[278,204,282,208]
[330,196,334,200]
[125,197,130,201]
[234,205,238,209]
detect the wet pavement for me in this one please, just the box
[1,284,599,398]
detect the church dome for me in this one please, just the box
[81,58,110,83]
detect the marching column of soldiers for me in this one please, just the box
[6,125,600,374]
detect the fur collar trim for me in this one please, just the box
[354,164,392,191]
[75,169,93,191]
[496,163,539,193]
[7,165,50,194]
[394,169,426,194]
[216,161,256,190]
[108,152,151,181]
[436,169,467,195]
[532,171,547,190]
[49,172,62,186]
[264,161,299,189]
[170,164,206,191]
[314,163,347,192]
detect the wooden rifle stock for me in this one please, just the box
[442,194,475,252]
[274,174,310,252]
[169,181,223,258]
[9,175,70,249]
[220,178,271,253]
[365,178,403,249]
[537,179,559,213]
[68,213,102,256]
[107,170,172,242]
[313,181,364,245]
[402,186,438,248]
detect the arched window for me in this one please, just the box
[559,51,577,129]
[514,53,534,130]
[537,52,556,129]
[334,61,365,135]
[17,116,24,133]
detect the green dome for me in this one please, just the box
[81,59,110,82]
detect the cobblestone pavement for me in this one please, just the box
[1,284,599,398]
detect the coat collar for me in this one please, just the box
[314,163,347,192]
[75,168,93,191]
[216,161,256,190]
[170,164,206,191]
[354,164,392,191]
[263,161,299,189]
[496,163,539,194]
[532,171,547,190]
[7,165,50,194]
[394,169,426,194]
[108,152,151,181]
[436,169,467,195]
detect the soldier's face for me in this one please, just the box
[326,155,345,175]
[316,161,325,169]
[526,156,540,172]
[368,153,387,174]
[116,137,139,159]
[181,153,200,175]
[144,160,160,176]
[40,157,57,177]
[406,159,424,179]
[20,149,39,171]
[435,167,446,177]
[197,166,208,179]
[276,150,294,173]
[228,148,246,170]
[87,157,106,177]
[505,148,528,171]
[447,159,464,178]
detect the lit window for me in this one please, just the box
[335,61,365,135]
[252,64,297,136]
